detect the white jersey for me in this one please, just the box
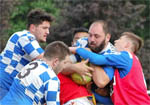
[0,30,44,90]
[0,59,60,105]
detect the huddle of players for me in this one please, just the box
[0,8,150,105]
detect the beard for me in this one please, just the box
[88,39,106,53]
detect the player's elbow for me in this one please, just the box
[95,80,107,88]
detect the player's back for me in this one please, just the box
[0,59,59,105]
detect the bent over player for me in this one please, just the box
[0,41,71,105]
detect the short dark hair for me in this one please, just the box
[44,41,71,61]
[92,20,110,35]
[72,27,88,38]
[27,8,54,29]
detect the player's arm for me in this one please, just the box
[20,36,44,61]
[45,80,60,105]
[32,53,44,61]
[76,48,132,78]
[76,48,131,67]
[91,64,111,88]
[61,59,94,77]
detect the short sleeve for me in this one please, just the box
[19,35,44,60]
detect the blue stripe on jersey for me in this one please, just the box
[27,36,35,42]
[18,41,22,49]
[14,46,21,55]
[34,95,39,104]
[22,34,27,37]
[39,85,45,94]
[41,62,49,69]
[10,34,19,44]
[52,77,59,81]
[56,101,60,105]
[45,82,49,91]
[0,55,2,60]
[40,97,45,104]
[20,58,29,66]
[4,50,13,59]
[10,70,18,77]
[46,91,57,101]
[39,72,50,83]
[10,60,18,68]
[37,48,44,54]
[27,83,38,94]
[24,43,35,55]
[0,61,7,69]
[17,42,25,56]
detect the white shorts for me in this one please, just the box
[63,97,94,105]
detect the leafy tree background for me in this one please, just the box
[0,0,150,89]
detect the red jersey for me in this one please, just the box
[58,73,91,105]
[111,53,150,105]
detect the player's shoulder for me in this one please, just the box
[102,43,117,54]
[15,30,36,41]
[121,51,133,59]
[36,60,58,79]
[108,51,133,60]
[76,37,88,48]
[78,37,88,43]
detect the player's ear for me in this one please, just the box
[106,33,111,42]
[125,41,131,49]
[29,24,36,33]
[52,58,59,67]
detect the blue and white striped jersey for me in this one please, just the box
[0,30,44,88]
[0,59,60,105]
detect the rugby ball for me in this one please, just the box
[71,73,92,85]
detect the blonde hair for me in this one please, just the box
[121,32,144,54]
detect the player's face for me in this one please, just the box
[72,32,89,45]
[88,23,110,53]
[33,21,50,43]
[55,55,71,74]
[114,36,128,52]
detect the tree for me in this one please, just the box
[0,0,60,49]
[47,0,149,45]
[8,0,60,36]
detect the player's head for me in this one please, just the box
[72,27,89,45]
[114,32,143,54]
[88,20,111,53]
[27,8,54,43]
[44,41,71,74]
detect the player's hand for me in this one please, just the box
[69,47,91,54]
[74,59,94,77]
[69,47,78,54]
[85,48,91,52]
